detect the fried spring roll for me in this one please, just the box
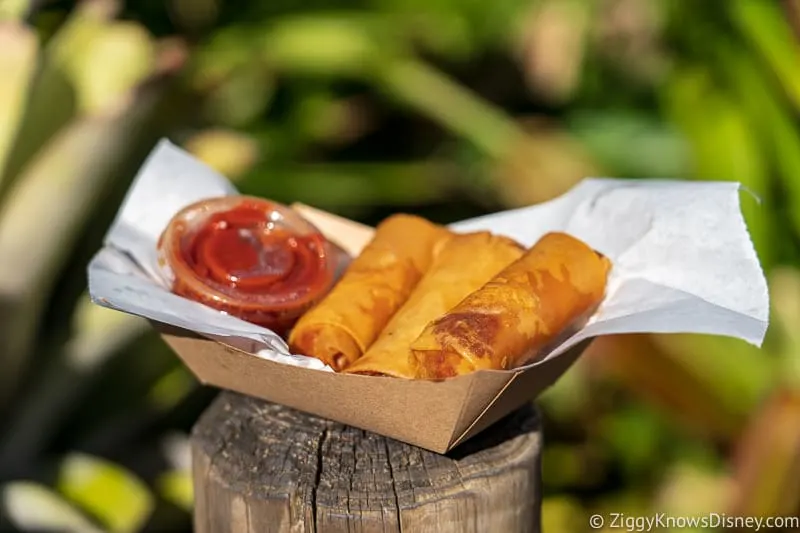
[342,232,524,378]
[288,214,451,370]
[411,232,611,378]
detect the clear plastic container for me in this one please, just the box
[157,196,337,336]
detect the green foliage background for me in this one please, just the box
[0,0,799,531]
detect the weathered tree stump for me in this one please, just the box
[191,391,542,533]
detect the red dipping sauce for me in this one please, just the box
[157,196,336,336]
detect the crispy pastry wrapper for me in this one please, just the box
[88,140,769,374]
[343,232,524,378]
[288,214,450,370]
[411,232,611,378]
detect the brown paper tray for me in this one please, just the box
[155,203,591,453]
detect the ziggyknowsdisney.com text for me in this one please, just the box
[589,512,800,531]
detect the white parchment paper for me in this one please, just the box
[87,139,770,372]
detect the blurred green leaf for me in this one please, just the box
[662,67,775,269]
[769,268,800,389]
[0,23,38,194]
[0,41,77,195]
[0,72,170,408]
[729,0,800,112]
[0,0,123,191]
[190,25,259,89]
[58,453,154,533]
[380,8,474,60]
[147,367,197,412]
[541,496,586,533]
[201,64,274,127]
[156,471,193,513]
[261,14,387,77]
[0,0,30,21]
[70,22,156,115]
[715,42,800,239]
[375,0,533,53]
[183,129,261,180]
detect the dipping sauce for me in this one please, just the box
[157,196,337,336]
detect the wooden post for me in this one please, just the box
[191,391,543,533]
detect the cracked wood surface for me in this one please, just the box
[191,391,542,533]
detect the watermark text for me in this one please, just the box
[588,512,800,531]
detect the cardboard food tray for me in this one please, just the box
[156,203,590,454]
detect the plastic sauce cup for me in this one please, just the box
[157,196,337,337]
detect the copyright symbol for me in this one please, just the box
[589,514,604,529]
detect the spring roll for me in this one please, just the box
[343,232,524,378]
[289,214,451,370]
[411,232,611,379]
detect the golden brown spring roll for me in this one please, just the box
[411,232,611,379]
[342,232,524,378]
[288,214,451,370]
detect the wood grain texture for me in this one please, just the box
[191,391,542,533]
